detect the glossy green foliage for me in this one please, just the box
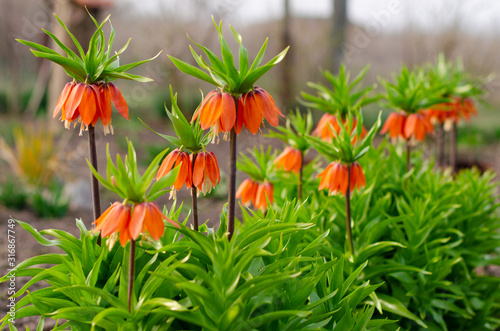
[17,13,159,84]
[300,65,378,118]
[168,17,288,95]
[274,140,500,330]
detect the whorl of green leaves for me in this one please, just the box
[300,65,378,118]
[17,12,160,84]
[380,65,447,114]
[141,87,210,153]
[86,140,178,204]
[266,109,314,152]
[237,146,276,183]
[168,17,289,95]
[307,111,381,164]
[427,53,487,101]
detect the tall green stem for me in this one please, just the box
[227,96,239,241]
[128,239,136,313]
[345,164,354,256]
[191,152,199,231]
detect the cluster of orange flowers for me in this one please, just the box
[425,97,478,130]
[381,111,434,142]
[317,161,365,195]
[54,82,128,135]
[274,147,302,173]
[156,148,221,195]
[94,201,180,246]
[313,114,367,142]
[236,179,274,210]
[193,87,283,135]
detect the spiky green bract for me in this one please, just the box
[237,146,276,183]
[300,65,378,119]
[427,53,487,101]
[141,86,211,153]
[307,110,381,165]
[168,17,288,95]
[266,108,314,152]
[86,140,178,204]
[380,65,448,114]
[17,12,160,84]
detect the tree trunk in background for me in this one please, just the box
[280,0,292,110]
[48,1,101,127]
[331,0,348,73]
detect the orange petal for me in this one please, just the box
[98,84,112,126]
[338,164,349,195]
[257,87,284,117]
[244,92,263,134]
[404,114,417,140]
[144,202,165,241]
[193,90,216,123]
[193,153,206,188]
[219,93,236,132]
[200,92,222,129]
[255,89,279,127]
[174,153,190,190]
[129,202,147,240]
[206,152,220,186]
[79,85,97,126]
[65,83,85,120]
[109,83,129,120]
[156,149,179,180]
[235,96,245,134]
[94,202,118,229]
[119,228,131,247]
[53,82,74,118]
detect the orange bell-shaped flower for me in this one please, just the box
[317,161,365,195]
[236,87,284,135]
[192,91,236,133]
[129,201,180,242]
[381,111,407,141]
[313,113,367,142]
[458,97,478,121]
[274,147,302,173]
[192,151,221,195]
[236,179,259,207]
[156,148,192,190]
[404,111,434,142]
[54,82,128,134]
[255,181,274,210]
[94,202,132,247]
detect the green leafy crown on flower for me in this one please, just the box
[237,146,276,183]
[307,110,382,165]
[266,109,314,152]
[380,65,448,114]
[87,140,179,204]
[168,16,289,95]
[142,86,211,153]
[17,12,160,84]
[300,64,378,119]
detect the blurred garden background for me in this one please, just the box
[1,0,500,329]
[1,0,500,234]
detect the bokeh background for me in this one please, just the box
[0,0,499,252]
